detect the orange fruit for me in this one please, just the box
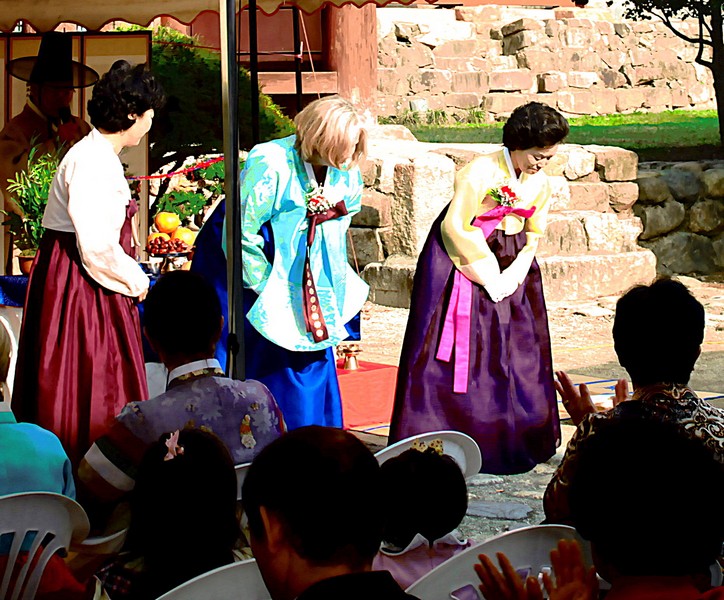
[147,232,170,244]
[155,211,181,234]
[171,226,196,246]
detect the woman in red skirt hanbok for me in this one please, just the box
[13,60,165,463]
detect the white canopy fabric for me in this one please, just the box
[0,0,418,31]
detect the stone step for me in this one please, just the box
[539,249,657,302]
[362,249,657,308]
[538,211,643,257]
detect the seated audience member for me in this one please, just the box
[97,428,243,599]
[242,426,421,600]
[0,322,95,599]
[78,271,284,522]
[545,278,724,523]
[373,446,471,589]
[0,320,74,498]
[476,418,724,599]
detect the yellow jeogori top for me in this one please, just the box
[440,148,552,288]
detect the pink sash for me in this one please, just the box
[435,204,536,394]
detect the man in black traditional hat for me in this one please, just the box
[0,31,99,271]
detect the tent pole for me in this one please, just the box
[292,6,303,112]
[220,0,245,380]
[249,0,260,143]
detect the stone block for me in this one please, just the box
[392,153,456,256]
[359,158,380,188]
[377,68,409,95]
[636,172,672,205]
[713,232,724,268]
[538,212,588,256]
[434,57,474,71]
[451,71,488,94]
[702,168,724,198]
[501,18,543,37]
[547,175,572,211]
[642,87,672,110]
[582,211,637,253]
[600,51,627,71]
[592,89,619,115]
[347,227,385,268]
[689,199,724,234]
[376,95,404,117]
[634,199,686,240]
[588,146,638,182]
[516,49,559,72]
[353,189,393,228]
[560,48,601,71]
[417,69,453,94]
[567,182,610,212]
[545,19,561,38]
[596,21,615,35]
[488,69,535,92]
[538,71,567,93]
[397,42,435,68]
[563,146,597,180]
[616,88,645,112]
[539,250,657,302]
[660,168,704,204]
[481,93,530,116]
[503,30,543,55]
[670,88,691,108]
[448,93,484,109]
[557,90,594,115]
[614,23,631,37]
[689,82,712,105]
[564,28,593,48]
[362,255,417,309]
[568,71,600,89]
[599,69,627,88]
[432,39,479,58]
[641,231,717,275]
[455,5,501,22]
[490,55,519,70]
[608,182,639,213]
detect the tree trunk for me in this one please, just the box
[711,5,724,146]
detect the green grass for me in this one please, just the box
[408,110,721,153]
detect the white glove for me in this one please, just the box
[484,272,519,303]
[483,276,506,303]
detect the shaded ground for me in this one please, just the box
[358,276,724,541]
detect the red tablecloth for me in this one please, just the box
[337,360,398,431]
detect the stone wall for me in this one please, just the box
[353,126,657,308]
[376,6,714,120]
[635,162,724,275]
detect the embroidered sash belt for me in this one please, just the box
[303,200,348,343]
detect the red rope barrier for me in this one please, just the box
[127,156,224,181]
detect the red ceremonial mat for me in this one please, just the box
[337,360,397,434]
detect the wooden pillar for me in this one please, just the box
[325,4,377,114]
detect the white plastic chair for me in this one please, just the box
[235,462,251,501]
[156,558,271,600]
[405,524,591,600]
[71,527,127,555]
[375,431,483,480]
[0,313,18,401]
[0,492,90,600]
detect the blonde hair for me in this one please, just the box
[294,95,368,169]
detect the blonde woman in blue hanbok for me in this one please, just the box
[194,96,369,429]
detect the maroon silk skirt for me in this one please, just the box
[12,229,147,464]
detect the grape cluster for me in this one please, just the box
[146,237,190,255]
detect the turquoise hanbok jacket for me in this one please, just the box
[240,135,369,352]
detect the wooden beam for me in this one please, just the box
[258,71,338,95]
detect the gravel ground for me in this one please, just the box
[356,275,724,541]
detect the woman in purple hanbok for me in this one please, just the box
[389,103,569,475]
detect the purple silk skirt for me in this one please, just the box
[13,209,147,465]
[389,208,560,475]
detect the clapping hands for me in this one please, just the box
[555,371,629,426]
[475,539,598,600]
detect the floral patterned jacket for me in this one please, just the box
[544,383,724,524]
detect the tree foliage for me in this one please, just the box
[123,26,295,173]
[616,0,724,144]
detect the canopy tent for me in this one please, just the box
[0,0,425,380]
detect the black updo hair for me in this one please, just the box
[380,447,468,549]
[502,102,569,151]
[87,59,165,133]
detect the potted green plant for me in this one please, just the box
[4,143,61,274]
